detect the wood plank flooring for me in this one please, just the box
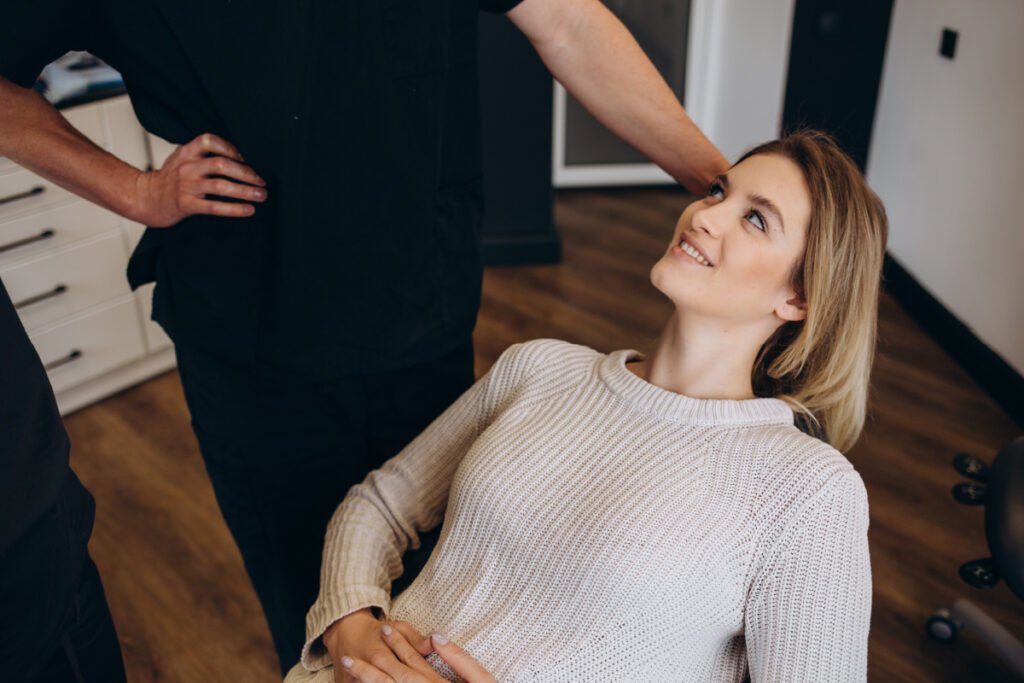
[64,188,1023,682]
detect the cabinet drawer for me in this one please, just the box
[1,232,130,332]
[0,201,119,269]
[122,218,145,253]
[135,282,173,352]
[121,221,173,352]
[99,97,150,171]
[147,133,177,170]
[30,297,146,396]
[0,167,75,220]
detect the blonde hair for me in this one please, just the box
[742,130,888,452]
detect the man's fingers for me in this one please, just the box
[392,621,432,657]
[191,132,245,162]
[431,634,496,683]
[340,655,396,683]
[192,155,266,186]
[183,196,255,218]
[200,178,267,203]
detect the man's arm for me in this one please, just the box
[0,76,266,227]
[507,0,728,195]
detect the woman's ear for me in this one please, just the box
[775,291,807,323]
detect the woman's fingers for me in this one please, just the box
[339,655,396,683]
[430,634,497,683]
[380,625,440,677]
[342,625,493,683]
[392,621,433,657]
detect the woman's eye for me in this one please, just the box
[746,210,766,232]
[707,181,725,200]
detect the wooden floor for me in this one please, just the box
[65,188,1023,682]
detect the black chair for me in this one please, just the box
[927,435,1024,677]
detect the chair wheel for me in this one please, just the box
[927,610,959,642]
[952,481,987,505]
[959,558,999,589]
[952,452,989,482]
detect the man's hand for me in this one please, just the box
[131,132,267,227]
[0,78,268,227]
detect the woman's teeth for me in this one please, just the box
[680,240,711,266]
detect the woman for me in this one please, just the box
[286,130,887,682]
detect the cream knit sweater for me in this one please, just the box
[287,340,872,682]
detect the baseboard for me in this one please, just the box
[56,346,176,416]
[883,254,1024,430]
[482,232,562,267]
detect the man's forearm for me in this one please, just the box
[0,77,145,220]
[511,0,729,195]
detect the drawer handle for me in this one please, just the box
[14,284,67,309]
[0,185,45,207]
[44,349,83,371]
[0,228,56,254]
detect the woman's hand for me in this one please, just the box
[339,621,496,683]
[131,132,267,227]
[323,609,401,683]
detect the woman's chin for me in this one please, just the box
[650,259,707,300]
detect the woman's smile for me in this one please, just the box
[672,233,714,267]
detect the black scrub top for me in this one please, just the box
[1,0,524,379]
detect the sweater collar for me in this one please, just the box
[598,349,795,427]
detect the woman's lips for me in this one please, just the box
[673,234,713,267]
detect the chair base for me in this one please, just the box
[927,599,1024,677]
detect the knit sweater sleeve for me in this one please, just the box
[744,469,872,682]
[299,343,535,671]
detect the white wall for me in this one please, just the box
[688,0,797,162]
[867,0,1024,375]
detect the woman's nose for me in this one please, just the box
[691,206,723,239]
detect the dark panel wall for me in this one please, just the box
[478,12,559,266]
[782,0,894,170]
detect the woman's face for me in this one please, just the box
[650,153,812,328]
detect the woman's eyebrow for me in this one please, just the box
[750,193,786,234]
[718,173,787,234]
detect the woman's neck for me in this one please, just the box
[627,311,769,401]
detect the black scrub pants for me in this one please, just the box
[1,474,127,683]
[174,339,475,673]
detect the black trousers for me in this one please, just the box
[174,340,476,673]
[0,474,127,683]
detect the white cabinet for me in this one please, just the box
[0,94,176,414]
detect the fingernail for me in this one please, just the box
[341,656,354,669]
[381,624,393,636]
[252,189,265,199]
[431,633,449,646]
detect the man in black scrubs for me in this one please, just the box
[0,278,127,683]
[0,0,728,672]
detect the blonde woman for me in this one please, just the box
[286,130,887,683]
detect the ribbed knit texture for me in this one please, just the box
[287,340,872,682]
